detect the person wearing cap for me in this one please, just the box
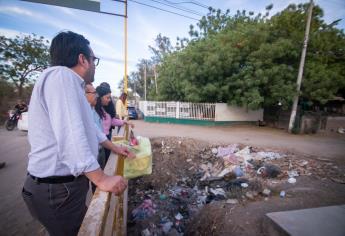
[22,31,134,236]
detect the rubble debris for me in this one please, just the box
[245,191,254,200]
[128,139,345,236]
[175,213,183,220]
[288,177,297,184]
[226,199,239,204]
[262,188,271,196]
[210,188,226,197]
[132,199,156,221]
[337,127,345,134]
[216,144,239,157]
[161,221,173,234]
[257,164,281,178]
[288,170,299,178]
[256,151,285,160]
[141,228,151,236]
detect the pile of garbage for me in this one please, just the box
[128,142,333,235]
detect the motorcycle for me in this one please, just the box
[4,109,21,131]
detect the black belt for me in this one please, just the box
[29,174,81,184]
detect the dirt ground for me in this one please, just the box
[127,137,345,236]
[0,122,344,236]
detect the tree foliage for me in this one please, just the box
[127,4,345,109]
[0,34,50,97]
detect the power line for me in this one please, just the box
[163,0,209,9]
[148,0,204,16]
[128,0,200,20]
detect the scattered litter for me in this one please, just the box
[132,199,156,221]
[245,191,254,200]
[256,151,285,160]
[233,166,244,177]
[211,148,218,154]
[337,127,345,134]
[129,139,344,235]
[288,177,297,184]
[262,188,271,196]
[175,213,183,220]
[257,164,281,178]
[331,177,345,184]
[288,170,299,178]
[141,228,151,236]
[223,154,240,166]
[210,188,226,197]
[161,222,173,234]
[216,144,239,157]
[235,146,253,167]
[217,167,233,178]
[226,199,239,204]
[298,160,309,167]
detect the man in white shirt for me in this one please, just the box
[22,31,133,236]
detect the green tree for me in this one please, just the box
[0,34,49,97]
[156,3,345,109]
[128,4,345,109]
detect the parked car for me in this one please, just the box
[128,106,138,120]
[17,111,28,131]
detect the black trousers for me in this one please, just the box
[22,175,89,236]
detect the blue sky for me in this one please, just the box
[0,0,344,96]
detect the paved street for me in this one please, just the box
[0,122,344,235]
[0,129,42,236]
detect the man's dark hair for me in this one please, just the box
[50,31,91,68]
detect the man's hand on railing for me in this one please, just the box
[85,169,127,195]
[99,175,127,195]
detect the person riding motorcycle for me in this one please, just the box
[5,100,28,131]
[14,100,28,114]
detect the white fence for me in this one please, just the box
[139,101,263,122]
[139,101,216,120]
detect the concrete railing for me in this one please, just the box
[78,126,129,236]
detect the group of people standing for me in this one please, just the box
[85,83,134,169]
[22,31,136,236]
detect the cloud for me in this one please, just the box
[0,27,31,38]
[0,6,33,16]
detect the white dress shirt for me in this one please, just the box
[27,66,107,177]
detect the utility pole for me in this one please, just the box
[144,63,147,101]
[288,0,313,133]
[124,0,128,95]
[154,65,158,94]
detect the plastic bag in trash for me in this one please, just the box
[115,137,152,179]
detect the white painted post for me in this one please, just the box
[176,102,180,119]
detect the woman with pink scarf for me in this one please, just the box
[95,85,134,167]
